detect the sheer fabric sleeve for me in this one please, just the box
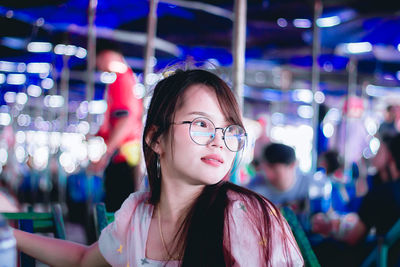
[226,199,304,266]
[98,192,148,266]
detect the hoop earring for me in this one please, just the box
[156,154,161,179]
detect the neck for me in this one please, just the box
[158,178,204,222]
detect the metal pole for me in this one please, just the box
[60,55,70,133]
[232,0,247,112]
[58,54,70,205]
[311,0,323,173]
[86,0,97,125]
[85,0,98,238]
[348,56,357,96]
[144,0,158,90]
[343,56,357,173]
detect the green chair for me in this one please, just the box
[93,202,114,239]
[2,203,66,266]
[280,206,321,267]
[361,218,400,267]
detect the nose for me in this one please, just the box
[210,128,225,149]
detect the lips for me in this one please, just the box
[201,154,224,166]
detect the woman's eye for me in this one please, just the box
[196,121,206,127]
[194,119,209,128]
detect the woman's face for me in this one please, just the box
[158,84,237,186]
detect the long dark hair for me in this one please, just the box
[143,69,294,266]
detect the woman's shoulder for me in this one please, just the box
[124,191,150,204]
[129,190,151,203]
[98,191,153,266]
[114,191,151,216]
[99,191,152,245]
[225,184,281,228]
[225,185,304,266]
[226,184,273,209]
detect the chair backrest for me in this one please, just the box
[93,202,114,239]
[2,204,66,266]
[280,206,321,267]
[361,218,400,267]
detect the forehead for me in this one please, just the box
[264,162,290,168]
[177,84,226,120]
[181,83,214,101]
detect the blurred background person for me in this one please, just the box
[377,105,398,140]
[312,133,400,267]
[318,149,363,214]
[247,142,311,215]
[369,134,399,187]
[318,150,343,181]
[87,39,143,212]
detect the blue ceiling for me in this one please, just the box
[0,0,400,103]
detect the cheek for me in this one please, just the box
[282,168,290,178]
[263,167,273,178]
[224,153,236,172]
[168,127,193,154]
[226,153,236,166]
[175,127,193,146]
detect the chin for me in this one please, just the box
[188,168,230,185]
[205,175,226,185]
[190,175,223,186]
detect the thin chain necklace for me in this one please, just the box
[157,206,180,261]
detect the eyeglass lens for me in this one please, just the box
[189,117,245,151]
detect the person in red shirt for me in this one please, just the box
[89,42,143,212]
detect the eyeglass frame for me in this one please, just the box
[172,117,247,152]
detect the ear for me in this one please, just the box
[145,125,163,155]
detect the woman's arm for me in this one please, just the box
[14,229,110,267]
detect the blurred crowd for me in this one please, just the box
[244,104,400,266]
[0,53,399,265]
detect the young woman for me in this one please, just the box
[14,69,303,266]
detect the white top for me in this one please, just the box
[99,191,304,267]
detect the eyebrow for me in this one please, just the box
[186,111,230,124]
[186,111,211,117]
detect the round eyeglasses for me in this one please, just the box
[173,117,247,152]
